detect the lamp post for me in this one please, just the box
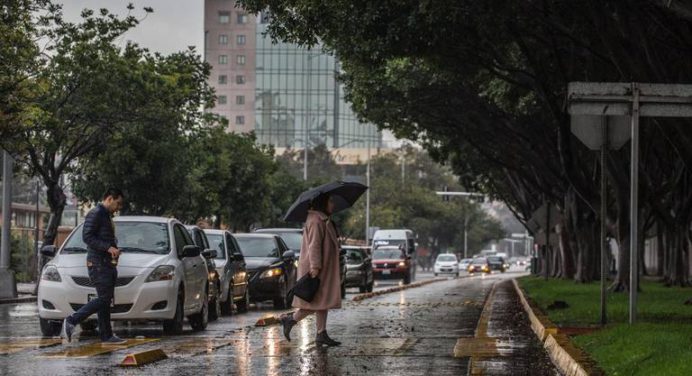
[365,137,371,244]
[435,191,485,258]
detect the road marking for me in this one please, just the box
[40,338,158,358]
[0,338,62,355]
[159,338,238,357]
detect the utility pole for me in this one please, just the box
[365,138,371,244]
[0,150,17,298]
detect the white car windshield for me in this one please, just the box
[236,237,279,258]
[437,255,457,262]
[61,222,170,255]
[205,234,226,260]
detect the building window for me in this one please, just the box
[219,12,230,24]
[236,75,245,84]
[236,35,246,45]
[219,55,228,64]
[236,95,245,105]
[218,95,227,105]
[236,55,246,65]
[219,34,228,45]
[218,75,227,85]
[236,115,245,125]
[237,13,247,24]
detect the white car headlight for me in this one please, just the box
[260,268,283,279]
[145,265,175,282]
[41,265,61,282]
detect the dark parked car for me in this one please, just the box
[487,256,507,273]
[343,245,374,293]
[372,245,413,284]
[255,227,347,298]
[186,225,221,321]
[234,233,297,309]
[468,257,491,274]
[204,229,250,315]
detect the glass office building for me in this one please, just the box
[205,1,381,154]
[255,22,379,149]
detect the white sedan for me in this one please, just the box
[434,254,460,277]
[37,216,210,336]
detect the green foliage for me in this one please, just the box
[0,229,37,283]
[341,147,505,252]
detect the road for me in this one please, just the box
[0,268,558,375]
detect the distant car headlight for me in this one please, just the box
[260,268,283,279]
[398,261,406,267]
[42,265,61,282]
[145,265,175,282]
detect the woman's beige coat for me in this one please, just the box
[292,210,342,310]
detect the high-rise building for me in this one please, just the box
[204,1,384,160]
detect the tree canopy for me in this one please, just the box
[238,0,692,286]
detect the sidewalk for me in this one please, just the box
[0,283,37,304]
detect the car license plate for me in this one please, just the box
[87,294,97,303]
[382,270,391,275]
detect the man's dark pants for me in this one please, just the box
[67,260,117,341]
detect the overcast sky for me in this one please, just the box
[57,0,204,55]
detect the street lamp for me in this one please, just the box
[435,190,485,258]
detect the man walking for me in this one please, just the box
[62,188,126,344]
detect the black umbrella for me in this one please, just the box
[283,181,368,222]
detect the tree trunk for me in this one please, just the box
[656,221,664,276]
[556,223,576,279]
[43,181,66,246]
[665,225,691,286]
[610,188,630,292]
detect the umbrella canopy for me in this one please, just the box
[283,181,368,222]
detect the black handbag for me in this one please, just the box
[291,274,321,302]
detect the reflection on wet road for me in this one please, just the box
[0,269,558,375]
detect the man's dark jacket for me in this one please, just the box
[83,203,117,265]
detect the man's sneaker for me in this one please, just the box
[101,335,127,345]
[61,318,75,343]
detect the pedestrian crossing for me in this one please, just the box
[40,338,158,358]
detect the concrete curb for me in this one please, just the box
[351,277,454,302]
[0,296,37,305]
[512,279,604,376]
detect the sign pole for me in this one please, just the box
[600,118,608,326]
[629,83,640,324]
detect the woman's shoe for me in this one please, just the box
[280,314,297,341]
[315,331,341,347]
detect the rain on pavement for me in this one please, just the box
[0,270,559,375]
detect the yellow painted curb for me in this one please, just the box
[351,277,451,302]
[120,348,168,367]
[512,279,604,376]
[255,314,282,327]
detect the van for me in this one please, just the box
[371,229,417,281]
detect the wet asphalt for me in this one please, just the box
[0,268,559,375]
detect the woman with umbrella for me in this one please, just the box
[279,181,367,347]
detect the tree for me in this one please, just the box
[1,4,215,246]
[238,0,692,287]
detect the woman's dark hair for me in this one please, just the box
[310,193,330,213]
[102,187,124,200]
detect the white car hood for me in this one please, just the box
[55,253,168,269]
